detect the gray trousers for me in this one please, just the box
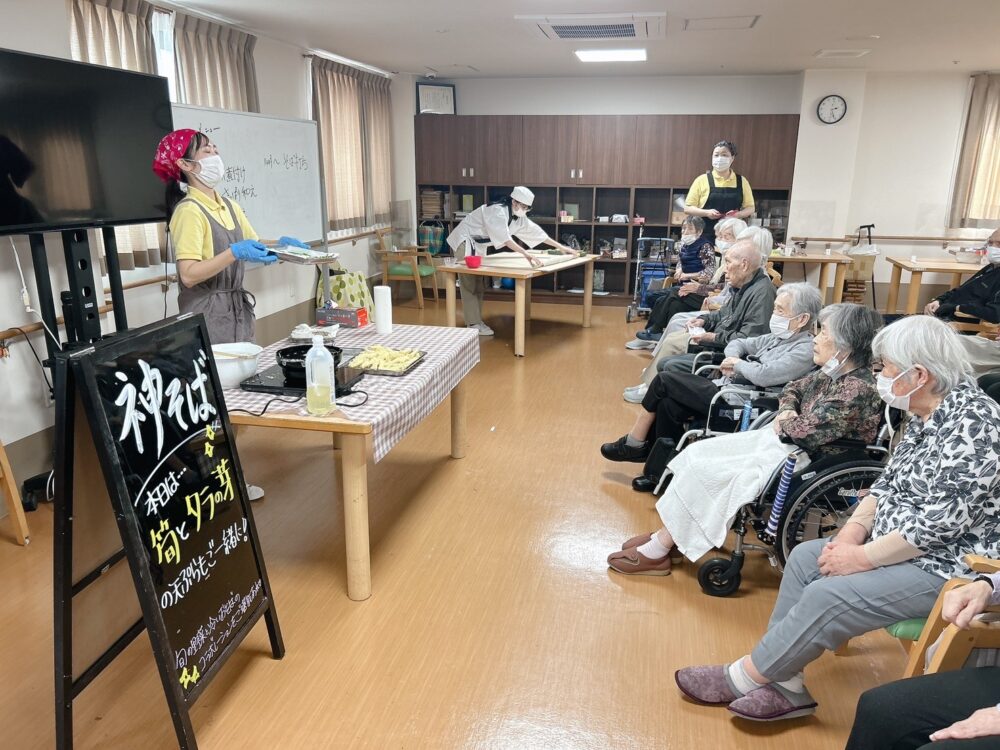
[456,239,486,326]
[656,353,697,375]
[750,537,945,682]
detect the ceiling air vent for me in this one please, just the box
[815,49,872,59]
[516,13,666,41]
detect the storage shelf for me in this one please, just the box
[595,258,628,263]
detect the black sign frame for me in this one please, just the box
[53,314,283,749]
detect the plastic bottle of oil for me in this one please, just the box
[305,335,334,416]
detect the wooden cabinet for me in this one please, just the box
[474,115,522,185]
[576,116,637,185]
[521,116,579,184]
[417,113,799,188]
[415,114,458,184]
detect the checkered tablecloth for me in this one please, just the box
[223,325,480,462]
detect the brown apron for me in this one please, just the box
[175,196,257,344]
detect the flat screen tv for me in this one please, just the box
[0,48,172,236]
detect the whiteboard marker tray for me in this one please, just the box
[342,347,427,377]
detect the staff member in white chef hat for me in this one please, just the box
[446,186,575,336]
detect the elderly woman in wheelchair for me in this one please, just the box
[607,302,884,577]
[672,315,1000,723]
[602,282,824,492]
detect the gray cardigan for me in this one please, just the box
[723,330,817,388]
[702,268,777,346]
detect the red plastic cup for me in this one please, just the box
[464,255,482,269]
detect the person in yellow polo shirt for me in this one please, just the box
[152,129,309,344]
[684,140,755,242]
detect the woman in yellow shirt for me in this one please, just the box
[684,140,755,242]
[152,129,308,344]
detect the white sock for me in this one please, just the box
[728,659,766,696]
[776,672,805,693]
[637,535,670,560]
[625,434,647,448]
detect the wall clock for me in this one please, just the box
[817,94,847,124]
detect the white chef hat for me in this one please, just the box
[510,186,534,207]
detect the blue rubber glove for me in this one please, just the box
[277,235,310,249]
[230,239,276,264]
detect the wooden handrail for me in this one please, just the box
[103,274,177,294]
[791,233,983,249]
[0,304,114,342]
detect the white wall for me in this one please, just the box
[785,70,977,291]
[391,73,417,244]
[451,74,803,115]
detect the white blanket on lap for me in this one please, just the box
[655,428,799,562]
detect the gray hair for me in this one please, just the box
[818,303,883,369]
[872,315,972,395]
[776,282,822,324]
[737,225,774,262]
[726,238,763,271]
[682,215,705,234]
[715,217,748,239]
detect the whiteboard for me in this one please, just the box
[170,104,327,245]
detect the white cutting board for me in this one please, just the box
[479,252,567,269]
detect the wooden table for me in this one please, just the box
[772,251,852,304]
[437,254,597,356]
[884,256,982,314]
[224,325,479,601]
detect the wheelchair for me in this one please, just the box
[660,341,901,597]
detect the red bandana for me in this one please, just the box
[152,129,198,184]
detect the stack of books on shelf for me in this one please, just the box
[420,189,445,219]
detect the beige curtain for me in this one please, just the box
[70,0,158,269]
[312,58,392,230]
[951,74,1000,228]
[173,12,259,112]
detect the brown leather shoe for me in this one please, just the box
[607,547,672,576]
[620,533,684,564]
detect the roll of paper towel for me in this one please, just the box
[373,285,392,334]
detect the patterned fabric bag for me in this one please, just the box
[316,270,375,313]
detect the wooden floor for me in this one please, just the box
[0,298,906,749]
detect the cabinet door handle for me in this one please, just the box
[570,169,576,179]
[461,168,467,177]
[578,168,583,180]
[470,167,475,178]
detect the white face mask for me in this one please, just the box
[876,368,919,411]
[512,207,527,218]
[716,239,733,252]
[712,155,733,172]
[769,314,795,339]
[821,350,845,378]
[680,234,697,246]
[191,154,225,189]
[987,247,1000,265]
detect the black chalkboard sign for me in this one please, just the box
[65,315,283,748]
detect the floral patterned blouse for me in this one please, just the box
[775,366,883,453]
[870,379,1000,579]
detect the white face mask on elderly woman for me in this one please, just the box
[680,234,697,246]
[877,368,920,411]
[821,350,845,378]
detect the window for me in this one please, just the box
[152,9,177,101]
[951,74,1000,228]
[311,57,392,233]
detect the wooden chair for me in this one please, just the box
[893,555,1000,678]
[0,439,29,545]
[373,227,438,309]
[950,310,1000,339]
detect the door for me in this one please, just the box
[521,115,579,184]
[576,116,637,185]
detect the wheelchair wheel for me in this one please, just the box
[774,460,884,567]
[698,557,743,597]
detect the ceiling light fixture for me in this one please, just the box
[575,48,647,62]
